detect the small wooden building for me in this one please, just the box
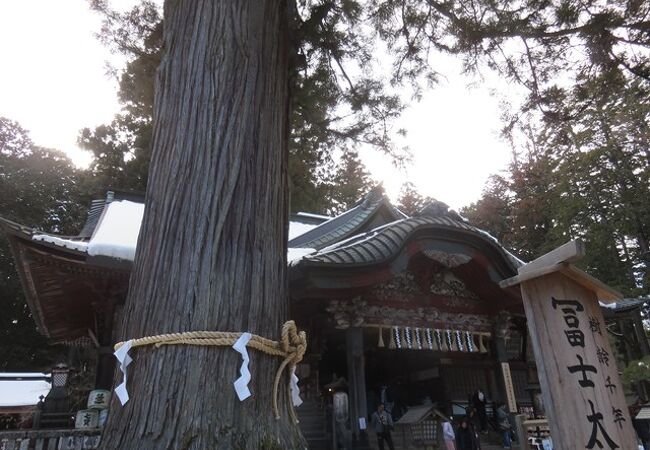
[1,188,645,448]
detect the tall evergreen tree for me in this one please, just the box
[327,150,373,213]
[465,76,650,296]
[98,2,305,447]
[85,1,406,212]
[80,1,161,192]
[396,181,437,216]
[0,117,91,370]
[461,175,513,243]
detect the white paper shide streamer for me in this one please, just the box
[113,330,304,410]
[290,367,303,407]
[232,332,253,401]
[113,340,134,405]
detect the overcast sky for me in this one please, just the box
[0,0,516,210]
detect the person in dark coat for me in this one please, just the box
[466,407,481,437]
[456,417,479,450]
[471,389,488,432]
[370,403,395,450]
[496,403,512,449]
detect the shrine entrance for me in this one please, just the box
[313,322,510,438]
[365,342,446,418]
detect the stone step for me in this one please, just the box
[297,400,330,449]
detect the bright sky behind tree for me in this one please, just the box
[0,0,516,210]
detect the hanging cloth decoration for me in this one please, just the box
[446,330,456,351]
[112,321,307,423]
[425,328,433,350]
[378,326,385,348]
[405,327,413,349]
[436,329,445,351]
[456,330,464,352]
[394,326,402,349]
[415,328,422,350]
[466,331,476,352]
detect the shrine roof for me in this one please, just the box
[0,373,51,408]
[1,189,525,340]
[0,191,326,266]
[288,187,406,250]
[296,212,523,272]
[601,297,648,314]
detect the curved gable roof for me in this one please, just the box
[296,213,523,278]
[288,188,406,250]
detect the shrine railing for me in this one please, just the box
[0,428,101,450]
[514,415,551,450]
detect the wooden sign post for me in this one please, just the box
[501,241,637,450]
[501,362,517,413]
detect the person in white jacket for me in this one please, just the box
[442,418,456,450]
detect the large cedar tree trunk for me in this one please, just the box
[100,1,304,448]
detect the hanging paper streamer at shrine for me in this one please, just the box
[290,367,303,407]
[114,340,133,405]
[376,325,489,353]
[232,332,253,401]
[110,320,307,422]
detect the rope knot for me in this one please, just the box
[273,321,308,422]
[113,320,307,423]
[281,320,307,366]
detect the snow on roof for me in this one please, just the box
[32,235,88,252]
[88,200,144,261]
[31,199,320,263]
[288,247,316,265]
[294,212,330,221]
[289,221,319,240]
[600,301,617,309]
[0,373,51,407]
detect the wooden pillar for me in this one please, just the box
[346,327,368,447]
[634,313,650,357]
[94,300,118,390]
[493,333,510,408]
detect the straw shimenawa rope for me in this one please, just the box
[114,321,307,423]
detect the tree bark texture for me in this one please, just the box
[100,1,303,448]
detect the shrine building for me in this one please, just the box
[2,188,647,448]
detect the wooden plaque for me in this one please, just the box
[501,362,517,413]
[521,271,637,450]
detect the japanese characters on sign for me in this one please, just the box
[551,296,626,449]
[501,362,517,413]
[519,269,637,450]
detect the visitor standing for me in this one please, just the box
[456,417,479,450]
[496,403,512,449]
[371,403,395,450]
[442,416,456,450]
[472,389,488,433]
[466,406,482,448]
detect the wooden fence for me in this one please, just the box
[0,429,101,450]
